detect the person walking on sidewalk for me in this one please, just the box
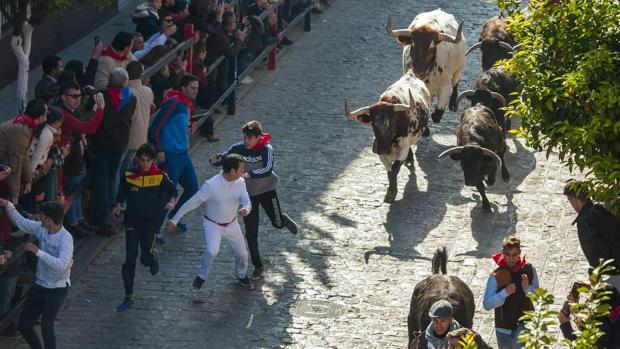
[165,154,254,299]
[0,199,73,349]
[112,143,177,312]
[209,120,298,279]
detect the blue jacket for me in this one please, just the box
[149,93,190,154]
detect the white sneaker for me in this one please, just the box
[240,76,254,85]
[191,287,207,303]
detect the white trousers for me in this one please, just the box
[196,219,249,281]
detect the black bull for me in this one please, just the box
[407,247,475,347]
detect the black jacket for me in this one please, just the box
[561,312,620,349]
[573,200,620,272]
[117,167,178,225]
[92,89,136,152]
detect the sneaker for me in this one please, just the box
[238,276,254,289]
[203,133,220,142]
[116,295,134,312]
[191,276,206,303]
[251,266,265,279]
[240,76,254,85]
[283,214,299,235]
[150,249,160,275]
[177,222,188,233]
[192,276,205,290]
[155,233,166,244]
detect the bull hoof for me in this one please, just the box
[384,190,397,203]
[431,109,444,123]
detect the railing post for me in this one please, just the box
[227,56,237,115]
[304,9,311,32]
[184,24,195,73]
[268,7,278,71]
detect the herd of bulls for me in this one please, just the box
[345,8,520,211]
[344,8,524,348]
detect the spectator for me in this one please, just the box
[192,41,210,110]
[64,42,101,89]
[112,143,177,312]
[28,107,63,178]
[564,179,620,292]
[0,199,73,349]
[559,283,620,348]
[114,61,155,203]
[132,0,163,40]
[57,69,77,88]
[150,65,177,109]
[94,31,135,90]
[415,300,462,349]
[148,74,200,231]
[483,235,540,349]
[133,18,178,61]
[35,56,63,101]
[0,99,49,203]
[90,68,137,235]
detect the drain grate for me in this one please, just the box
[289,300,348,319]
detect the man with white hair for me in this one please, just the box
[89,68,137,235]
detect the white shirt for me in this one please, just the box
[171,173,251,225]
[5,203,73,289]
[28,124,57,174]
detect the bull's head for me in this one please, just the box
[457,89,507,130]
[345,90,415,155]
[438,145,502,186]
[466,39,516,70]
[387,15,464,79]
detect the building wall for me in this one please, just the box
[0,2,118,89]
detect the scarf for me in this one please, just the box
[163,89,195,114]
[13,114,38,128]
[492,251,527,273]
[425,320,461,347]
[107,86,133,111]
[251,133,272,150]
[126,163,165,180]
[610,305,620,322]
[101,45,130,62]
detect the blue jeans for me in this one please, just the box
[90,148,122,226]
[164,151,198,218]
[496,323,525,349]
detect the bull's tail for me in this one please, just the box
[431,246,448,275]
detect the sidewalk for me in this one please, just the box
[0,0,143,122]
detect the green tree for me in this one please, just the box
[499,0,620,212]
[0,0,110,112]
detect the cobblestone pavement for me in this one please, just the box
[44,0,589,348]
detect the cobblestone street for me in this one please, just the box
[47,0,588,347]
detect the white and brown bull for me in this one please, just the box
[345,71,430,203]
[386,9,465,123]
[466,16,518,71]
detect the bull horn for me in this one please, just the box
[438,146,464,159]
[490,92,506,107]
[465,42,482,55]
[344,99,371,120]
[386,15,411,38]
[393,90,416,112]
[438,20,464,43]
[456,89,476,106]
[480,147,502,167]
[498,41,514,52]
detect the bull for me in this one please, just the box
[438,104,510,212]
[407,247,476,348]
[345,71,430,203]
[386,9,465,124]
[466,16,518,71]
[458,66,518,132]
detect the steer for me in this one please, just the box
[466,16,518,71]
[439,104,510,211]
[407,247,475,348]
[458,66,518,132]
[345,71,430,203]
[386,9,466,123]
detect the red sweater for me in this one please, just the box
[60,107,104,146]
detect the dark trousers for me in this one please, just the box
[90,148,122,226]
[243,190,286,268]
[19,284,68,349]
[122,222,158,295]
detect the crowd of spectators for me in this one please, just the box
[0,0,325,337]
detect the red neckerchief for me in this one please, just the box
[492,251,527,272]
[163,89,195,114]
[127,163,165,180]
[101,45,129,61]
[12,114,38,128]
[251,133,272,150]
[610,305,620,322]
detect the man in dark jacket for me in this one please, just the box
[90,68,137,234]
[113,143,177,312]
[35,56,63,101]
[564,179,620,292]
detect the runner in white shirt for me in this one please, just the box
[166,154,254,297]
